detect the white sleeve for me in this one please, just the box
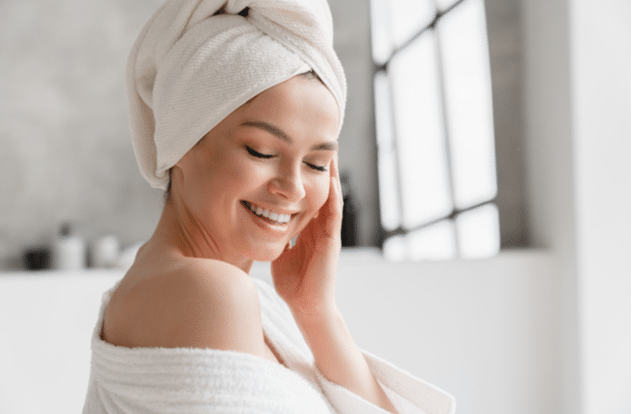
[315,351,455,414]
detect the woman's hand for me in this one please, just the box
[271,158,397,413]
[271,157,343,320]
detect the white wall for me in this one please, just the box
[569,0,631,413]
[0,271,121,414]
[520,0,630,412]
[520,0,582,411]
[334,250,562,414]
[0,0,166,270]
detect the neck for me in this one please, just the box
[150,196,254,274]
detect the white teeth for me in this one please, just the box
[246,202,291,224]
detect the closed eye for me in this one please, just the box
[246,146,274,159]
[305,162,327,172]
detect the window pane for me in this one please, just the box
[390,0,435,48]
[378,152,401,231]
[369,0,393,63]
[438,0,497,209]
[374,72,401,231]
[435,0,462,13]
[374,72,395,150]
[455,203,500,258]
[390,32,453,228]
[383,219,456,261]
[383,235,408,261]
[408,220,457,260]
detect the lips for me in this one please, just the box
[241,201,294,225]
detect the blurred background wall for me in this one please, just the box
[0,0,165,270]
[0,0,528,269]
[0,0,382,270]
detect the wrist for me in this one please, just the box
[292,303,341,332]
[284,284,338,324]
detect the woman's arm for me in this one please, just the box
[271,158,396,413]
[294,305,397,413]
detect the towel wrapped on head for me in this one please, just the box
[127,0,347,190]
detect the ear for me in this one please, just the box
[164,168,174,200]
[168,162,188,196]
[171,139,200,179]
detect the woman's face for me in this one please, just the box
[171,75,340,264]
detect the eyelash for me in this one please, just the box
[307,163,327,172]
[245,146,327,172]
[246,146,274,159]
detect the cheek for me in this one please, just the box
[189,160,243,207]
[307,176,331,212]
[288,177,331,237]
[228,161,270,193]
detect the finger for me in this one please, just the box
[329,177,343,218]
[308,158,342,237]
[324,171,343,235]
[329,157,343,208]
[329,154,340,180]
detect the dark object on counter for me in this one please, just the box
[24,247,51,270]
[340,172,358,247]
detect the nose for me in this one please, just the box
[268,164,306,202]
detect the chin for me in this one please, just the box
[246,242,287,263]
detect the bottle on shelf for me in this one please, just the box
[51,222,86,271]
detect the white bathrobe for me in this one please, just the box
[83,277,455,414]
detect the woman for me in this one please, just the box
[83,0,455,413]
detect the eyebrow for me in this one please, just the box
[241,121,338,151]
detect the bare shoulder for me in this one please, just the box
[103,257,268,357]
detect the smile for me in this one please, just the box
[241,201,294,225]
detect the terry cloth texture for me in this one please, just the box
[127,0,347,189]
[83,278,455,414]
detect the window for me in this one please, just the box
[370,0,499,260]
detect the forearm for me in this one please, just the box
[294,308,397,414]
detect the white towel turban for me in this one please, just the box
[127,0,347,190]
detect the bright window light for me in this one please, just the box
[390,0,435,48]
[378,153,400,230]
[438,0,497,209]
[383,235,408,261]
[369,0,392,64]
[371,0,499,260]
[383,220,457,261]
[435,0,462,13]
[408,220,457,260]
[377,152,401,231]
[455,204,500,259]
[374,72,401,231]
[374,71,395,151]
[390,32,453,228]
